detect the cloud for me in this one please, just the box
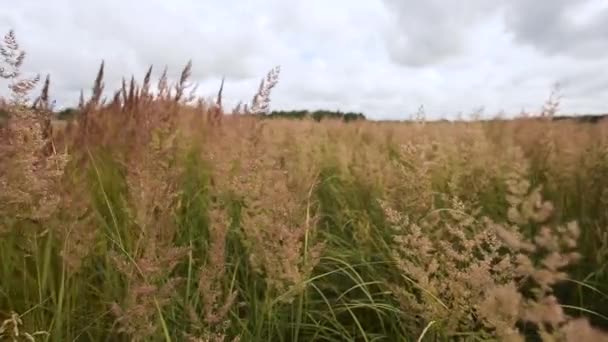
[504,0,608,58]
[1,0,286,109]
[381,0,608,65]
[381,0,496,67]
[1,0,608,119]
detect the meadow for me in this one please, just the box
[1,29,608,341]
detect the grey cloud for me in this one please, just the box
[503,0,608,58]
[558,66,608,97]
[64,0,270,79]
[381,0,496,66]
[381,0,608,67]
[2,0,608,119]
[1,0,282,106]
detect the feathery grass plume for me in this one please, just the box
[0,108,68,223]
[0,30,69,230]
[482,218,605,340]
[184,206,239,341]
[40,74,50,109]
[0,30,25,78]
[216,76,224,108]
[540,83,561,119]
[0,30,41,106]
[228,121,325,300]
[387,193,511,336]
[120,76,128,105]
[158,65,169,99]
[89,60,105,108]
[110,244,189,340]
[125,74,136,111]
[8,75,40,105]
[77,89,84,109]
[75,60,105,145]
[108,89,189,341]
[0,311,49,341]
[231,101,245,115]
[249,65,280,115]
[185,82,200,104]
[197,208,236,325]
[109,89,121,109]
[22,73,55,156]
[31,74,50,111]
[121,80,183,235]
[481,155,605,340]
[141,65,153,99]
[442,123,508,214]
[385,141,436,216]
[385,138,608,340]
[206,77,225,125]
[0,34,73,339]
[175,60,193,102]
[413,104,426,125]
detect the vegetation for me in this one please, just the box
[266,110,366,122]
[2,29,608,341]
[40,108,367,124]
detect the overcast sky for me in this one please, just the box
[2,0,608,120]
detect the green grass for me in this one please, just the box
[2,118,608,341]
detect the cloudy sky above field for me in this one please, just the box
[1,0,608,120]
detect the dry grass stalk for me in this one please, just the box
[0,30,68,232]
[206,77,225,126]
[0,311,49,341]
[0,30,40,106]
[185,207,239,342]
[31,74,50,111]
[174,60,193,102]
[387,142,607,340]
[228,125,325,300]
[248,65,280,115]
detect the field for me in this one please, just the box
[2,31,608,341]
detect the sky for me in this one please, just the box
[1,0,608,120]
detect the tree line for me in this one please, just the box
[0,107,368,123]
[265,109,366,122]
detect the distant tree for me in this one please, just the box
[266,110,309,119]
[0,107,8,123]
[265,110,366,122]
[265,109,366,122]
[56,107,80,120]
[343,112,366,122]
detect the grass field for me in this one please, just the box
[2,30,608,341]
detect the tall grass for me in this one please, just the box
[1,29,608,341]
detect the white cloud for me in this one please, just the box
[1,0,607,120]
